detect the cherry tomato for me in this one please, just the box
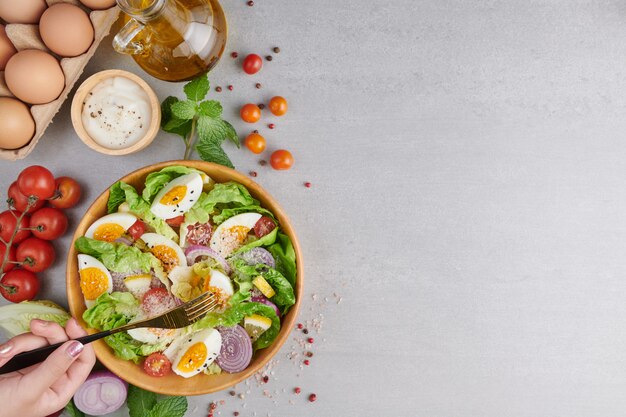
[166,215,185,227]
[17,165,56,200]
[30,208,68,240]
[240,104,261,123]
[48,176,81,209]
[244,133,266,154]
[0,269,39,302]
[16,237,55,273]
[128,220,147,240]
[185,222,212,246]
[8,181,45,213]
[270,149,294,170]
[242,53,263,75]
[268,96,288,116]
[0,210,30,244]
[0,243,16,273]
[141,287,176,316]
[143,352,172,377]
[254,216,276,238]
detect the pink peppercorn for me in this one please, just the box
[303,360,310,366]
[228,85,233,91]
[268,123,275,129]
[309,393,317,402]
[308,337,314,343]
[231,52,238,58]
[304,182,312,188]
[294,387,301,394]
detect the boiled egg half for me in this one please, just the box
[210,213,262,258]
[78,254,112,307]
[85,213,138,242]
[141,233,186,272]
[150,173,203,220]
[166,328,222,378]
[127,313,180,345]
[169,265,233,304]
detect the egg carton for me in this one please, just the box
[0,0,119,161]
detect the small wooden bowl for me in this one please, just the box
[66,161,303,396]
[70,69,161,156]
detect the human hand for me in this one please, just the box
[0,318,96,417]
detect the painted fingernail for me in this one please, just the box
[0,342,13,355]
[66,341,83,358]
[35,319,49,326]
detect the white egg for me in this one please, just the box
[150,173,203,220]
[123,274,152,298]
[77,254,113,307]
[127,313,180,345]
[170,328,222,378]
[209,213,262,258]
[205,269,234,298]
[140,233,187,272]
[85,213,138,242]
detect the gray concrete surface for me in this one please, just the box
[3,0,626,415]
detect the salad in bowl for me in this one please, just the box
[67,162,301,394]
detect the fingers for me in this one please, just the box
[64,318,95,367]
[21,339,84,395]
[30,319,69,345]
[0,332,49,367]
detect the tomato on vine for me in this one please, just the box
[0,269,39,302]
[30,208,68,240]
[8,181,44,212]
[16,237,55,273]
[17,165,56,200]
[48,176,81,209]
[0,210,30,244]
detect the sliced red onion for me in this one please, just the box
[239,247,275,268]
[251,295,280,317]
[215,325,253,373]
[73,370,128,416]
[184,245,231,274]
[114,237,132,246]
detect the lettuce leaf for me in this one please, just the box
[142,166,202,203]
[75,237,153,273]
[212,205,275,225]
[183,182,259,226]
[267,232,297,288]
[261,268,295,314]
[184,192,212,225]
[193,302,280,349]
[233,227,278,255]
[0,300,71,338]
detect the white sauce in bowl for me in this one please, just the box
[81,76,151,150]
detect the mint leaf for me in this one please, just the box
[197,136,235,168]
[127,385,157,417]
[197,115,229,144]
[163,117,193,139]
[146,396,188,417]
[171,100,197,120]
[184,74,209,102]
[199,100,223,118]
[160,96,178,127]
[64,399,85,417]
[223,120,240,148]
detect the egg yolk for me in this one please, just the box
[160,186,187,206]
[177,342,208,373]
[151,245,179,272]
[79,267,109,300]
[93,223,126,242]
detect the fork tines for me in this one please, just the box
[184,291,218,322]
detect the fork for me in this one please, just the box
[0,291,218,375]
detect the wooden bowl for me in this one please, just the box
[70,69,161,156]
[66,160,303,395]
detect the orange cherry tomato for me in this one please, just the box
[240,104,261,123]
[268,96,288,116]
[244,133,266,154]
[270,149,294,170]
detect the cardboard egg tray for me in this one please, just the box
[0,0,120,161]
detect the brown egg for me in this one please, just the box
[79,0,117,10]
[0,97,35,150]
[5,50,65,105]
[39,3,94,57]
[0,25,16,70]
[0,0,47,24]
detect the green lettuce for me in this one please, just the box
[194,302,280,349]
[212,205,275,225]
[107,182,178,242]
[267,232,297,288]
[142,166,202,203]
[233,227,278,255]
[183,182,259,226]
[0,300,71,337]
[75,237,153,273]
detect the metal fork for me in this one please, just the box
[0,291,218,375]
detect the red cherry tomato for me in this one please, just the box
[0,269,39,303]
[128,220,147,240]
[166,215,185,227]
[143,352,172,377]
[270,149,294,170]
[30,208,68,240]
[0,243,16,273]
[141,287,176,316]
[244,133,266,154]
[8,181,45,213]
[17,165,56,200]
[48,176,81,209]
[268,96,288,116]
[253,216,276,238]
[242,53,263,75]
[16,237,55,273]
[0,210,30,244]
[240,104,261,123]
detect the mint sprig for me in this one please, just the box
[127,385,188,417]
[161,74,239,168]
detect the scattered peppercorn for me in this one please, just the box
[303,359,310,366]
[308,337,314,343]
[303,328,309,334]
[297,323,303,329]
[231,52,238,58]
[294,387,301,394]
[210,402,217,410]
[228,85,234,91]
[306,351,314,357]
[255,83,262,89]
[266,55,273,61]
[259,160,267,166]
[309,393,317,402]
[268,123,275,129]
[247,0,253,5]
[253,129,259,134]
[273,47,280,53]
[304,182,312,188]
[215,86,222,92]
[250,171,258,177]
[262,375,269,383]
[258,103,265,109]
[229,391,236,396]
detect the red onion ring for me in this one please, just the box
[114,237,132,246]
[73,370,128,416]
[184,245,231,274]
[215,325,253,373]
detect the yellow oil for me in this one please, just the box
[129,0,227,82]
